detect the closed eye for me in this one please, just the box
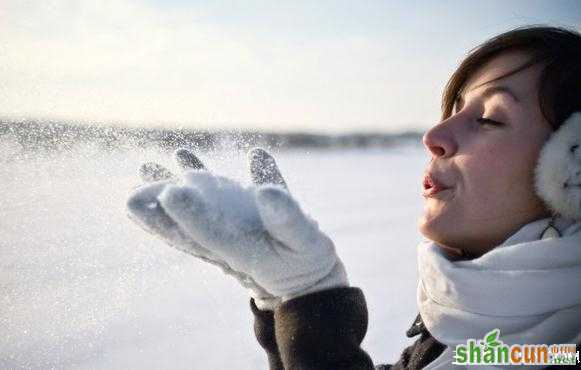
[476,117,505,126]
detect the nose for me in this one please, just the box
[422,120,458,158]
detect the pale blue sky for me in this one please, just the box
[1,1,580,133]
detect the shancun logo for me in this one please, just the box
[453,329,579,366]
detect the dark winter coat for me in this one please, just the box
[251,287,578,370]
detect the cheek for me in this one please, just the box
[460,143,541,214]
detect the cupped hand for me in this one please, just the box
[128,148,348,307]
[127,148,285,309]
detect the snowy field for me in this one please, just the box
[1,140,429,369]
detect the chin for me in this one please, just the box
[418,218,443,244]
[418,228,464,258]
[419,216,500,258]
[418,214,464,254]
[418,209,448,239]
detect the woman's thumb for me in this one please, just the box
[248,148,288,189]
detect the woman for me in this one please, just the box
[127,25,581,369]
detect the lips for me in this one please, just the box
[423,172,452,197]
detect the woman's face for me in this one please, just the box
[418,51,553,257]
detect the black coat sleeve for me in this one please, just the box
[252,287,379,370]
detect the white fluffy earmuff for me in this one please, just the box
[535,112,581,221]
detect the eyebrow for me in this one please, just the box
[455,85,520,112]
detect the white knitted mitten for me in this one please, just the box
[156,155,348,301]
[128,148,287,310]
[128,148,348,308]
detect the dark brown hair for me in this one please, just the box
[441,25,581,130]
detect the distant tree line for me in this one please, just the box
[0,119,423,153]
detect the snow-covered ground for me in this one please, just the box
[1,142,429,369]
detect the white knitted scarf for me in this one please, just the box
[417,217,581,369]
